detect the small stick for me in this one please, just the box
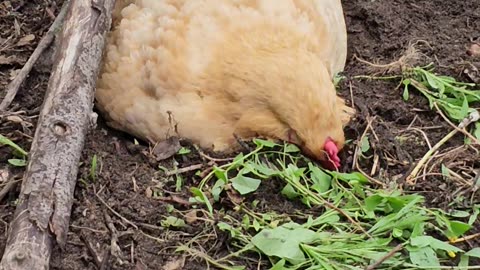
[365,243,404,270]
[349,81,355,109]
[198,151,234,162]
[450,232,480,244]
[104,210,125,266]
[0,2,69,111]
[165,163,204,176]
[95,193,138,230]
[406,107,480,184]
[80,233,104,268]
[406,129,457,184]
[354,116,386,187]
[433,103,479,145]
[0,173,20,202]
[156,195,193,207]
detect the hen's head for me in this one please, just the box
[287,108,346,170]
[272,55,349,171]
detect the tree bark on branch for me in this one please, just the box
[0,0,115,269]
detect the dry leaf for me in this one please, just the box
[162,257,185,270]
[134,261,148,270]
[2,1,12,10]
[9,69,20,80]
[185,209,201,224]
[16,34,35,47]
[5,115,24,124]
[13,19,21,37]
[0,55,17,65]
[152,136,181,161]
[145,186,153,198]
[0,168,10,184]
[226,189,244,205]
[464,65,479,84]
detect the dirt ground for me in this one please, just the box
[0,0,479,269]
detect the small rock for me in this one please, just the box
[463,64,479,84]
[0,168,10,184]
[466,43,480,57]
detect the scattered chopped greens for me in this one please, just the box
[402,64,480,137]
[185,139,478,269]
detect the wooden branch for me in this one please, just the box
[0,2,69,112]
[0,0,116,269]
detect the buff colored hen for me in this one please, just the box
[96,0,355,169]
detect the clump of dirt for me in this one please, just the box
[0,0,479,269]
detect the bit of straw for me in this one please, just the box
[406,108,480,184]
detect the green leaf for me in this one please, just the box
[469,206,479,225]
[460,95,469,119]
[161,216,185,228]
[411,222,425,238]
[361,136,370,153]
[89,154,98,181]
[410,236,462,253]
[212,178,226,201]
[213,167,228,182]
[175,174,183,192]
[284,144,300,153]
[465,247,480,258]
[233,152,245,164]
[330,171,369,184]
[231,175,261,195]
[270,259,286,270]
[309,163,331,193]
[458,254,469,268]
[447,221,472,239]
[284,164,305,181]
[251,225,320,264]
[8,159,27,167]
[250,161,279,177]
[218,222,241,238]
[253,219,261,231]
[281,184,299,199]
[177,147,191,155]
[447,210,470,218]
[403,79,411,101]
[254,138,277,148]
[440,164,450,178]
[473,123,480,140]
[190,187,213,214]
[425,73,440,90]
[306,212,340,227]
[0,134,28,156]
[365,195,383,212]
[409,246,440,268]
[392,228,403,238]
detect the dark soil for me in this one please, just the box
[1,0,479,269]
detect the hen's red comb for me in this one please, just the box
[322,137,340,170]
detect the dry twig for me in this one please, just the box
[365,244,404,270]
[165,164,204,176]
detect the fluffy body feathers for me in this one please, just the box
[96,0,355,167]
